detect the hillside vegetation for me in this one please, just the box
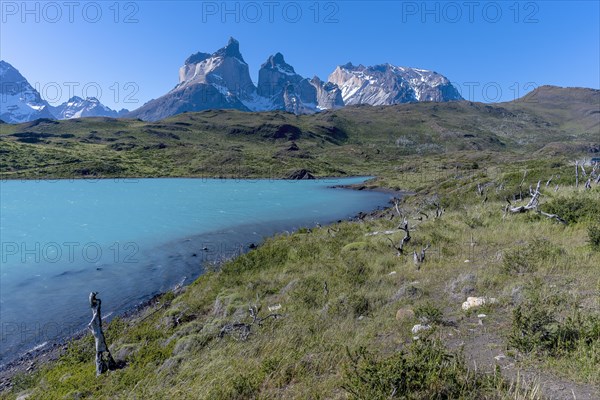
[1,86,599,399]
[1,86,598,180]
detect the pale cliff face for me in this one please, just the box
[328,63,462,106]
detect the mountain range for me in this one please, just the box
[0,61,128,124]
[0,38,463,123]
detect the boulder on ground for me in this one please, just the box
[395,308,415,321]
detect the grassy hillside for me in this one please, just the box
[1,86,598,180]
[0,86,599,399]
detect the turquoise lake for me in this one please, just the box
[0,177,391,365]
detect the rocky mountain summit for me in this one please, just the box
[127,38,462,121]
[328,62,463,106]
[257,52,344,113]
[0,61,54,123]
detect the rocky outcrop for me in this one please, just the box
[310,76,344,110]
[128,38,255,121]
[287,169,315,180]
[257,53,318,113]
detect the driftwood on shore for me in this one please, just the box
[88,292,116,375]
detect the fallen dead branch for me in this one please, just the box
[219,306,283,341]
[504,180,566,224]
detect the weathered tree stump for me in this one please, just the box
[88,292,116,375]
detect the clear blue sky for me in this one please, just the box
[1,1,598,110]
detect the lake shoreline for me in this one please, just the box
[0,181,401,392]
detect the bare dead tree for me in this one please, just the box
[413,244,430,269]
[576,161,579,188]
[591,163,599,182]
[504,180,566,224]
[394,198,402,217]
[387,218,411,256]
[434,202,444,218]
[477,183,484,197]
[88,292,116,376]
[545,175,554,187]
[519,170,528,200]
[585,178,592,190]
[507,180,541,213]
[520,170,528,187]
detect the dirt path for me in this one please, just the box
[446,314,599,400]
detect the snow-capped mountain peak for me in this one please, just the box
[50,96,128,119]
[0,60,55,123]
[328,63,462,105]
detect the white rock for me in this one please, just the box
[477,314,487,319]
[268,304,282,312]
[388,271,397,276]
[462,297,497,311]
[411,324,431,334]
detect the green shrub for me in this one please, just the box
[502,238,562,274]
[509,302,600,355]
[348,293,370,317]
[414,303,443,324]
[292,276,327,309]
[588,225,600,251]
[543,196,600,224]
[509,304,558,353]
[342,340,500,399]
